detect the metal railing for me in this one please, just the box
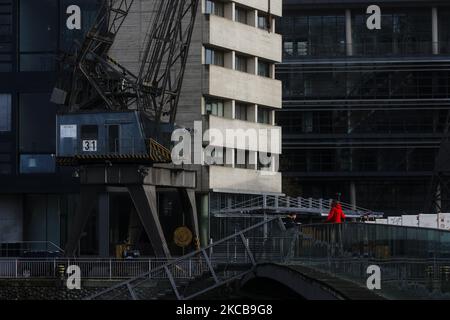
[0,258,208,280]
[211,194,383,217]
[87,217,288,300]
[291,222,450,299]
[282,41,450,60]
[0,241,64,258]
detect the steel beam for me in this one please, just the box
[128,185,171,258]
[178,188,200,249]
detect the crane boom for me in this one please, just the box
[55,0,199,130]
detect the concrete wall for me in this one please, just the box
[207,115,282,154]
[207,65,282,108]
[109,0,204,129]
[205,15,282,62]
[0,196,23,242]
[209,166,282,194]
[108,1,283,195]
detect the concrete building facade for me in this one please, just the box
[110,0,283,241]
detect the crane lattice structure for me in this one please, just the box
[56,0,199,129]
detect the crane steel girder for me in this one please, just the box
[56,0,200,132]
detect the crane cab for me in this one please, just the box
[56,111,172,165]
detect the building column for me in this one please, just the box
[199,194,209,247]
[98,193,110,257]
[432,7,439,55]
[350,182,357,210]
[345,9,353,56]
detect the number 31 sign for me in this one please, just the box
[82,140,97,152]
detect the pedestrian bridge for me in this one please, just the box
[86,219,450,300]
[211,195,383,218]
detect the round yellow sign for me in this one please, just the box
[173,226,193,248]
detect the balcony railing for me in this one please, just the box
[283,41,450,60]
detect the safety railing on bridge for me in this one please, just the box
[87,217,290,300]
[0,258,205,280]
[291,223,450,299]
[211,194,383,218]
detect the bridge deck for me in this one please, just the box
[286,265,384,300]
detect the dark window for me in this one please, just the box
[258,107,271,124]
[60,0,100,51]
[205,98,224,117]
[258,152,272,170]
[19,93,57,153]
[81,125,98,140]
[19,0,100,71]
[205,48,224,66]
[205,0,224,17]
[19,0,58,71]
[0,94,11,132]
[258,60,271,77]
[353,11,432,56]
[108,125,120,153]
[235,103,248,121]
[20,154,55,174]
[235,6,248,24]
[258,13,269,30]
[235,54,247,72]
[235,149,249,169]
[0,1,12,72]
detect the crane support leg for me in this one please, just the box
[65,185,102,256]
[128,185,171,258]
[178,188,200,249]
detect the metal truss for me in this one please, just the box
[58,0,199,131]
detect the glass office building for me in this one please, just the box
[277,0,450,214]
[0,0,100,248]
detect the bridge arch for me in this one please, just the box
[239,264,347,300]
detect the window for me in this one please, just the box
[60,0,101,52]
[19,93,57,153]
[19,0,100,71]
[205,98,224,117]
[0,94,11,132]
[0,2,12,72]
[235,149,249,169]
[235,54,247,72]
[108,125,120,153]
[205,0,224,17]
[258,13,269,30]
[283,41,294,56]
[235,6,248,24]
[81,125,98,140]
[205,48,224,66]
[20,0,58,71]
[258,152,272,170]
[258,60,271,77]
[20,154,55,174]
[235,103,248,121]
[258,107,271,124]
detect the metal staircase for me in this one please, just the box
[87,217,292,300]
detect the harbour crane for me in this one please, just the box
[53,0,201,258]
